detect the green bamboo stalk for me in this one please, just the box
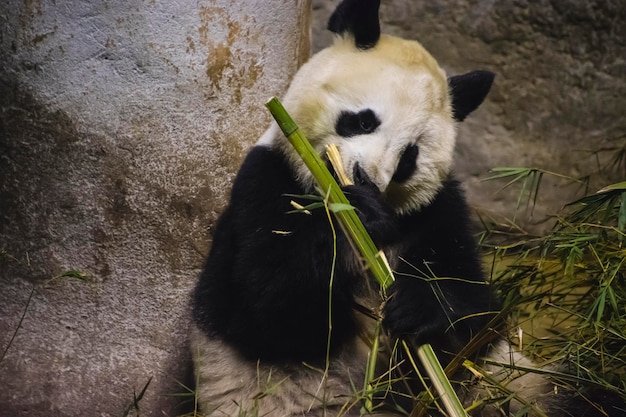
[266,97,468,417]
[416,343,468,417]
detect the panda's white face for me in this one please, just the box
[259,34,456,214]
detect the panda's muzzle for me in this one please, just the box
[352,144,419,191]
[391,144,419,183]
[353,163,374,187]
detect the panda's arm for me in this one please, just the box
[193,146,360,361]
[383,178,497,354]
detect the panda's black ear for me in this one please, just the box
[448,70,495,121]
[328,0,381,50]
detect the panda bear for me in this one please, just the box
[190,1,620,416]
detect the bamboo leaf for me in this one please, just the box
[484,167,534,180]
[328,202,356,213]
[619,192,626,235]
[596,291,606,322]
[283,193,324,201]
[597,181,626,194]
[58,270,90,281]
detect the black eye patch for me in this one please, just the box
[335,109,381,137]
[391,144,419,183]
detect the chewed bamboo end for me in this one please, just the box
[325,144,353,186]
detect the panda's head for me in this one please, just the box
[259,0,494,214]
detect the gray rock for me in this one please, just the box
[0,0,310,415]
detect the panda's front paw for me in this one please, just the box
[342,184,398,244]
[341,164,398,244]
[382,282,450,345]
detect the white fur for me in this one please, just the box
[192,322,561,417]
[259,35,456,214]
[190,323,401,417]
[459,340,562,417]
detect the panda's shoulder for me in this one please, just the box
[401,175,475,236]
[427,175,470,213]
[234,145,289,181]
[230,145,299,197]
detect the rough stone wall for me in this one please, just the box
[0,1,310,416]
[313,0,626,232]
[2,0,625,415]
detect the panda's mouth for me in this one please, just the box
[351,144,419,190]
[326,144,419,195]
[326,160,382,192]
[353,163,372,187]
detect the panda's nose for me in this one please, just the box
[353,163,371,186]
[353,163,389,192]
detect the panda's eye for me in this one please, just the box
[359,116,375,133]
[335,109,381,137]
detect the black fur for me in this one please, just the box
[193,147,361,362]
[391,144,419,183]
[192,145,495,366]
[335,109,381,137]
[382,177,496,360]
[346,163,400,245]
[448,70,495,121]
[328,0,381,49]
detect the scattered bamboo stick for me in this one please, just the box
[265,97,468,417]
